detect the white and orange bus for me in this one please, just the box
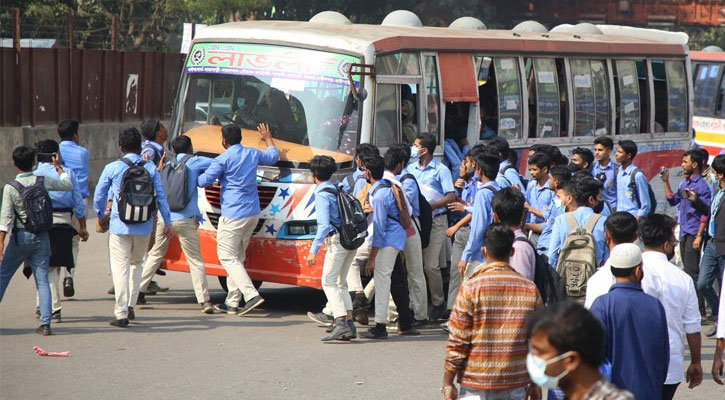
[692,47,725,157]
[163,11,693,291]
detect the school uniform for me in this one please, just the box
[58,139,89,281]
[616,164,652,218]
[496,160,524,189]
[547,206,608,269]
[447,176,477,310]
[460,181,499,277]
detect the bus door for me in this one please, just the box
[474,55,525,142]
[437,53,479,151]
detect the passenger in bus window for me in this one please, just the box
[402,99,417,144]
[231,85,261,129]
[479,103,497,141]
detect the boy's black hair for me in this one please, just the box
[36,139,60,155]
[571,147,594,168]
[57,119,79,140]
[604,212,638,244]
[222,124,242,145]
[713,155,725,174]
[171,135,193,155]
[389,143,411,164]
[483,223,515,260]
[310,155,338,182]
[618,140,638,159]
[612,265,639,278]
[384,147,408,171]
[355,143,380,161]
[638,214,677,248]
[491,187,526,226]
[363,155,385,180]
[549,165,572,187]
[488,137,510,159]
[528,152,551,169]
[683,149,706,172]
[593,136,614,150]
[119,127,143,154]
[12,146,36,171]
[475,153,500,181]
[140,118,161,141]
[415,133,436,154]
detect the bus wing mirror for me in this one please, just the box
[478,57,492,85]
[347,63,375,101]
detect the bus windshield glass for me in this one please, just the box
[179,42,361,165]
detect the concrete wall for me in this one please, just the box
[0,121,170,200]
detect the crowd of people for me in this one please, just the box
[0,117,724,398]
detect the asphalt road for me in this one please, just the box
[1,229,723,400]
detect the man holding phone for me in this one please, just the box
[661,150,712,319]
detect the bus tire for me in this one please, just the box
[217,276,262,293]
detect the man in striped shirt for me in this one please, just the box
[443,224,542,400]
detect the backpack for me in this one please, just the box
[344,173,366,195]
[628,167,657,216]
[160,154,193,211]
[9,176,53,234]
[118,158,156,224]
[501,164,528,190]
[400,173,433,248]
[515,237,567,305]
[320,185,368,250]
[555,213,601,300]
[370,179,412,230]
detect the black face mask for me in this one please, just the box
[592,201,604,214]
[463,169,475,181]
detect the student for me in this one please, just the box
[592,136,617,210]
[306,155,356,341]
[0,146,72,335]
[547,179,607,269]
[526,302,634,400]
[342,143,379,195]
[458,151,500,280]
[590,243,670,400]
[615,140,651,219]
[93,128,173,327]
[537,166,572,256]
[359,156,407,339]
[573,174,612,216]
[490,137,524,190]
[135,135,214,313]
[570,147,594,173]
[198,123,277,316]
[140,118,168,166]
[493,188,536,281]
[407,133,455,321]
[524,152,553,246]
[33,140,89,322]
[700,154,725,336]
[57,119,89,297]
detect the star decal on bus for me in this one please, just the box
[269,204,281,215]
[265,224,277,235]
[279,188,290,200]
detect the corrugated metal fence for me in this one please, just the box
[1,48,185,127]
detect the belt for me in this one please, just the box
[53,208,73,213]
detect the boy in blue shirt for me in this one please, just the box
[524,152,553,246]
[592,136,618,210]
[93,128,172,327]
[136,135,214,313]
[140,118,168,167]
[537,166,572,256]
[615,140,651,219]
[490,137,524,190]
[197,123,278,316]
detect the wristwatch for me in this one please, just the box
[440,385,455,394]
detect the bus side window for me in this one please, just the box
[374,83,401,147]
[556,59,569,137]
[526,58,560,138]
[719,69,725,118]
[477,57,498,141]
[635,60,650,133]
[613,60,642,135]
[422,55,440,138]
[657,60,688,132]
[570,59,610,136]
[694,63,723,117]
[494,57,523,140]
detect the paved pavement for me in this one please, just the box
[1,229,723,399]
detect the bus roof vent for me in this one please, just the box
[571,23,603,35]
[309,11,351,25]
[703,45,724,52]
[550,24,574,33]
[381,10,423,27]
[512,20,548,33]
[449,17,487,30]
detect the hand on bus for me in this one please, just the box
[257,123,272,141]
[447,201,466,213]
[306,252,316,266]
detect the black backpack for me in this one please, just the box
[9,176,53,234]
[320,185,368,250]
[400,173,433,248]
[515,237,566,305]
[160,154,193,211]
[501,164,528,189]
[118,158,156,224]
[628,167,657,216]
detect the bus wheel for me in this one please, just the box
[217,276,262,292]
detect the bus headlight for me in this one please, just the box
[280,221,318,238]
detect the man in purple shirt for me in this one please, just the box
[661,149,712,317]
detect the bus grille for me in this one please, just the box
[204,184,278,210]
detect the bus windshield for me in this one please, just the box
[177,42,361,166]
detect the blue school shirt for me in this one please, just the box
[197,144,279,219]
[460,181,499,263]
[369,180,406,251]
[590,283,669,400]
[592,159,617,210]
[547,206,607,268]
[443,139,469,181]
[310,181,341,254]
[406,158,455,215]
[169,154,212,222]
[537,196,564,254]
[399,174,420,218]
[59,140,90,198]
[616,164,651,217]
[141,140,165,166]
[496,160,524,189]
[34,163,85,219]
[342,168,366,196]
[525,179,553,224]
[93,153,171,235]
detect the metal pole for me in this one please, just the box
[13,7,21,126]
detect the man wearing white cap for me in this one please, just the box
[590,243,669,400]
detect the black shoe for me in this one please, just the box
[200,301,214,314]
[441,309,451,321]
[360,323,388,339]
[35,307,40,319]
[353,309,369,326]
[412,319,429,328]
[36,324,52,336]
[136,292,147,305]
[238,295,265,316]
[398,324,421,336]
[147,280,169,293]
[321,319,354,341]
[51,310,62,322]
[213,304,239,314]
[109,318,129,327]
[307,311,334,326]
[429,304,446,321]
[155,269,166,276]
[352,292,369,310]
[107,286,115,295]
[128,307,135,321]
[63,277,75,297]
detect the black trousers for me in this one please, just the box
[681,234,706,315]
[389,253,414,330]
[661,383,679,400]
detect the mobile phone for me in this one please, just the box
[680,189,690,198]
[659,166,667,175]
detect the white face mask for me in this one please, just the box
[553,197,563,208]
[526,351,574,390]
[236,98,246,108]
[409,146,420,163]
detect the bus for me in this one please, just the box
[692,47,725,157]
[162,11,693,291]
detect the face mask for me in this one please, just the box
[526,352,573,389]
[409,146,420,163]
[593,201,604,214]
[553,197,563,208]
[463,168,475,181]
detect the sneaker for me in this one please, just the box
[353,309,369,326]
[352,292,369,310]
[155,269,166,276]
[200,301,214,314]
[63,277,75,297]
[307,311,334,326]
[107,286,115,295]
[429,304,446,321]
[128,307,135,321]
[213,304,239,314]
[440,321,450,333]
[321,321,354,342]
[348,320,357,339]
[413,319,429,328]
[359,324,388,339]
[109,318,129,327]
[238,295,265,316]
[147,280,169,293]
[36,324,52,336]
[705,324,718,338]
[136,292,147,305]
[51,310,62,322]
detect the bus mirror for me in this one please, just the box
[478,57,492,85]
[347,62,375,102]
[357,88,368,101]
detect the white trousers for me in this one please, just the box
[347,237,370,292]
[422,215,447,306]
[36,267,63,313]
[403,225,427,320]
[217,216,260,307]
[139,217,210,304]
[109,233,149,319]
[372,246,400,324]
[321,234,356,318]
[447,225,471,310]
